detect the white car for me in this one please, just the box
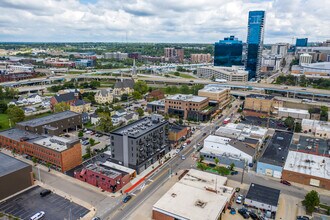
[30,211,45,220]
[236,195,243,204]
[85,130,92,134]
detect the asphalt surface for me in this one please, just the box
[0,186,89,220]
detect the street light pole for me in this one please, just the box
[240,160,246,184]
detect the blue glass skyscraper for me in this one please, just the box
[246,10,265,81]
[214,36,243,67]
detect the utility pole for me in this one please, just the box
[240,161,246,184]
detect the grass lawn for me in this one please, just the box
[178,73,196,79]
[0,114,10,131]
[25,111,53,120]
[196,162,231,176]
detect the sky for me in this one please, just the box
[0,0,329,44]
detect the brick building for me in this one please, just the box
[168,124,190,146]
[191,53,211,63]
[0,153,33,200]
[16,111,82,136]
[165,94,215,121]
[198,86,231,109]
[0,129,82,172]
[74,161,135,192]
[244,94,274,117]
[146,89,165,102]
[50,89,81,110]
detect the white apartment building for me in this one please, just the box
[197,66,248,82]
[104,52,128,60]
[302,119,330,138]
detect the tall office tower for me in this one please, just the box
[214,36,243,67]
[246,10,266,81]
[296,38,308,47]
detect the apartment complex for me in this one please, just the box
[103,52,128,60]
[244,94,274,116]
[302,119,330,138]
[198,86,231,109]
[16,111,82,136]
[164,47,184,63]
[190,53,211,63]
[197,66,248,82]
[94,89,114,104]
[0,153,33,200]
[109,115,170,174]
[165,94,213,121]
[0,129,82,172]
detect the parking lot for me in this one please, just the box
[240,116,289,130]
[0,186,89,220]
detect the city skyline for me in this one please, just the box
[0,0,329,43]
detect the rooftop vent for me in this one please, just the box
[195,200,207,208]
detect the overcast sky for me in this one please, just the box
[0,0,329,44]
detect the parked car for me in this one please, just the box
[236,195,243,204]
[202,132,207,136]
[40,189,51,197]
[123,195,132,203]
[30,211,45,220]
[85,130,92,134]
[249,211,260,220]
[297,216,310,220]
[235,187,240,192]
[280,179,292,186]
[92,217,101,220]
[238,208,249,219]
[231,171,238,175]
[230,208,236,215]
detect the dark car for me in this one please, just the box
[123,195,132,203]
[238,208,249,219]
[231,171,238,175]
[40,189,51,197]
[249,212,259,220]
[280,179,292,186]
[202,132,207,136]
[297,216,310,220]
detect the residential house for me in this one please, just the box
[70,100,91,113]
[50,89,81,110]
[27,94,42,104]
[94,89,113,104]
[113,79,134,96]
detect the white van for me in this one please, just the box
[30,211,45,220]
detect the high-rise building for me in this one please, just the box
[214,36,243,67]
[246,11,266,81]
[164,47,184,62]
[296,38,308,47]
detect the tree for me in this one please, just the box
[54,102,70,113]
[132,91,142,100]
[32,157,37,166]
[90,80,100,89]
[133,81,148,95]
[294,122,302,132]
[174,72,180,76]
[303,190,320,213]
[199,155,204,162]
[178,118,183,125]
[7,106,25,125]
[320,106,328,121]
[86,146,92,157]
[98,113,113,133]
[89,138,95,146]
[284,117,295,130]
[136,107,144,117]
[214,157,219,166]
[46,162,51,172]
[121,93,129,101]
[230,163,235,171]
[78,131,84,138]
[179,85,190,94]
[0,101,8,113]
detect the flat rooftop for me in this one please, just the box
[246,183,280,207]
[153,169,233,220]
[199,66,248,75]
[148,99,165,106]
[259,131,293,167]
[291,135,330,156]
[102,161,136,175]
[111,115,167,138]
[284,151,330,180]
[0,128,41,142]
[166,94,207,103]
[84,163,122,179]
[246,94,274,100]
[17,111,80,127]
[279,107,309,114]
[32,136,77,152]
[199,86,228,93]
[0,153,31,177]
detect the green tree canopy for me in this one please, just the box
[303,190,320,213]
[136,107,144,117]
[134,81,149,95]
[98,113,113,133]
[7,106,25,125]
[54,102,70,113]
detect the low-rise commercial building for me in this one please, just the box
[282,151,330,190]
[103,52,128,60]
[197,66,248,82]
[109,114,170,174]
[152,169,234,220]
[147,100,165,114]
[278,107,310,119]
[244,94,274,117]
[215,123,267,149]
[0,153,33,200]
[16,111,82,136]
[200,135,256,168]
[165,94,214,121]
[198,86,231,109]
[168,124,190,146]
[0,129,82,172]
[257,131,293,178]
[75,59,95,68]
[290,135,330,157]
[74,161,135,193]
[302,119,330,138]
[245,183,280,213]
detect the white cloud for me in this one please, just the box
[0,0,328,43]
